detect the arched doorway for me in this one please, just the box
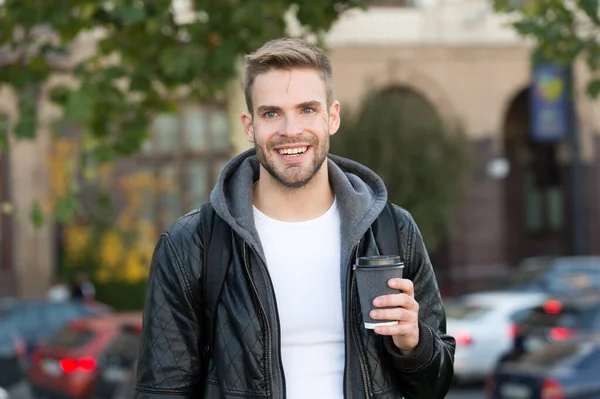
[332,85,461,293]
[503,88,570,266]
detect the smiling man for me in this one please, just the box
[135,38,455,399]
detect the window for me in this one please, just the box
[523,143,565,233]
[545,258,600,292]
[46,326,95,349]
[132,101,231,230]
[444,301,491,321]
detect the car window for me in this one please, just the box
[521,340,599,369]
[47,302,84,324]
[493,265,550,290]
[561,307,600,330]
[0,324,18,356]
[519,306,565,328]
[594,309,600,329]
[7,304,44,332]
[509,308,536,323]
[546,258,600,292]
[520,304,599,330]
[46,326,96,349]
[444,301,492,320]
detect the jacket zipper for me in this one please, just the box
[243,241,275,399]
[350,241,372,399]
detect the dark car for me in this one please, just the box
[0,299,111,360]
[109,361,137,399]
[0,322,26,389]
[494,256,600,296]
[500,293,600,363]
[28,312,142,399]
[487,335,600,398]
[93,323,142,399]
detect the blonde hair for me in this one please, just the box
[243,38,334,114]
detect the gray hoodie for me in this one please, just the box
[210,148,388,313]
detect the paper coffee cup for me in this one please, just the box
[354,255,404,329]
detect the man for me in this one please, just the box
[135,38,455,399]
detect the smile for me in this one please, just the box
[277,146,308,157]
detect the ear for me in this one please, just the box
[328,101,341,136]
[241,111,254,143]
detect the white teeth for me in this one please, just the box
[278,147,307,155]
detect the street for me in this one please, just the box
[446,384,486,399]
[8,381,485,399]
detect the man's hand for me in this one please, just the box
[370,278,419,354]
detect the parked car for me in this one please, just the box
[0,323,26,389]
[106,358,137,399]
[28,312,142,399]
[0,299,111,360]
[494,256,600,296]
[92,323,142,399]
[499,292,600,362]
[444,291,548,383]
[487,334,600,398]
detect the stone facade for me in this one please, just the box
[2,0,599,298]
[321,2,600,294]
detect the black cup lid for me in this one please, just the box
[356,255,402,267]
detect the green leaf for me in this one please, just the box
[65,86,96,122]
[587,79,600,99]
[577,0,600,24]
[14,106,37,139]
[0,117,10,149]
[49,85,72,106]
[113,5,147,24]
[31,200,45,228]
[55,195,82,223]
[91,145,118,164]
[102,66,127,80]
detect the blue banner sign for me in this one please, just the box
[530,63,570,142]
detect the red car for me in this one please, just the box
[28,312,142,399]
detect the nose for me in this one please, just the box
[281,114,303,136]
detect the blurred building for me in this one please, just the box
[312,0,600,293]
[1,0,599,298]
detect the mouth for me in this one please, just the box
[276,146,309,158]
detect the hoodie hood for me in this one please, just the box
[209,148,388,301]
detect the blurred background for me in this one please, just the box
[0,0,599,398]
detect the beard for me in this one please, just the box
[255,131,330,189]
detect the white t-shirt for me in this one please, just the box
[253,200,344,399]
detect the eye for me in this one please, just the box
[301,107,315,114]
[264,111,277,119]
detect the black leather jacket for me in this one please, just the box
[135,205,455,399]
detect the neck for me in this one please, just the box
[253,162,334,222]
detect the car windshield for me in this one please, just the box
[444,300,492,320]
[519,303,599,330]
[520,340,599,369]
[546,258,600,293]
[493,258,553,290]
[46,326,95,349]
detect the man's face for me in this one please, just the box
[241,68,340,188]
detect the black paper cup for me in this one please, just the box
[354,255,404,329]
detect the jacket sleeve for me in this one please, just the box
[382,208,456,399]
[135,227,205,399]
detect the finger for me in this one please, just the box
[373,293,419,311]
[388,278,414,297]
[370,307,414,322]
[374,323,415,336]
